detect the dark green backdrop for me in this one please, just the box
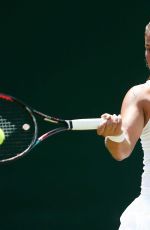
[0,1,149,229]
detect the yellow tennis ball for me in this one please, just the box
[0,128,5,145]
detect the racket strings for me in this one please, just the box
[0,99,36,161]
[0,115,16,137]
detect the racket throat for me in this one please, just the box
[44,118,58,124]
[38,127,68,142]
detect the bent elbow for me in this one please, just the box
[105,138,133,162]
[111,151,131,161]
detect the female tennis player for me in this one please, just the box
[97,22,150,229]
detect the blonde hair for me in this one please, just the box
[145,23,150,79]
[145,22,150,35]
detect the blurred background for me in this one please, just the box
[0,0,149,229]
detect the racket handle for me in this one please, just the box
[67,118,106,130]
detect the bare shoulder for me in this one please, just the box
[122,81,150,124]
[124,82,150,101]
[132,82,150,97]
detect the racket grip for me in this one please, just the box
[68,118,106,130]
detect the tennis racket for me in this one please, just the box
[0,93,105,163]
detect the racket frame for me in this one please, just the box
[0,94,69,163]
[0,93,104,163]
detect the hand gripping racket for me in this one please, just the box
[0,93,105,163]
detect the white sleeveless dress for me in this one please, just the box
[119,120,150,229]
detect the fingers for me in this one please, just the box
[97,113,122,137]
[97,118,107,135]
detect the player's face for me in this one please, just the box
[145,32,150,69]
